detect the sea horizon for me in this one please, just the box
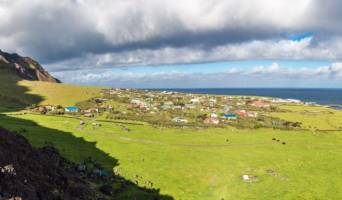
[145,88,342,106]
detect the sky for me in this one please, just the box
[1,0,342,88]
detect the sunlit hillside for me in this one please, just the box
[18,80,102,106]
[0,68,102,108]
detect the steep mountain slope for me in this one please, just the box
[0,50,60,83]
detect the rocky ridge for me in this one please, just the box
[0,50,60,83]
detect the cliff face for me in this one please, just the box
[0,50,60,83]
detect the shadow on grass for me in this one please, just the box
[0,70,174,199]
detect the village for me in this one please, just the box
[27,88,306,130]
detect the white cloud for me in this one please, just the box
[328,62,342,77]
[51,62,342,88]
[242,62,342,79]
[47,37,342,72]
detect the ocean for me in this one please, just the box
[150,88,342,106]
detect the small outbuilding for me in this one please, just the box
[172,117,188,124]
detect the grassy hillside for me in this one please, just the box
[0,68,102,108]
[270,104,342,130]
[18,80,102,106]
[0,68,41,110]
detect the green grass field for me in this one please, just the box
[270,104,342,131]
[0,75,341,199]
[1,112,341,200]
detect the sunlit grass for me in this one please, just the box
[1,112,341,200]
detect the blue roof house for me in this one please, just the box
[65,106,79,112]
[223,113,237,120]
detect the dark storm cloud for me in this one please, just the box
[0,0,282,63]
[0,0,342,69]
[0,0,111,63]
[308,0,342,29]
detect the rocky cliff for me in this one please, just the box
[0,50,60,83]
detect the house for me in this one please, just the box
[131,99,144,105]
[65,106,78,112]
[152,107,159,111]
[285,99,302,104]
[223,105,232,112]
[270,98,288,103]
[210,113,218,118]
[84,113,94,117]
[236,102,246,106]
[234,110,247,117]
[247,111,258,118]
[31,106,47,113]
[185,104,196,109]
[204,113,220,125]
[45,105,56,111]
[139,104,150,111]
[131,99,149,110]
[223,113,237,120]
[209,98,217,103]
[272,120,282,126]
[190,98,200,104]
[95,98,107,103]
[209,101,216,107]
[84,108,99,113]
[161,104,172,110]
[164,101,174,106]
[204,117,220,125]
[251,100,270,108]
[172,105,183,110]
[172,117,188,123]
[83,108,97,117]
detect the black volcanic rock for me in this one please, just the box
[0,50,60,83]
[0,127,95,200]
